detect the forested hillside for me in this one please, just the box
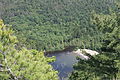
[0,0,116,51]
[0,0,120,80]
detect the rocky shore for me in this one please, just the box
[73,49,99,60]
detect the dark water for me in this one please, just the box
[47,51,78,80]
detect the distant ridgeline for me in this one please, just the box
[0,0,117,51]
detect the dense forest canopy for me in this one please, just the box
[0,0,116,51]
[0,0,120,80]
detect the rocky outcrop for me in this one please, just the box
[73,49,99,60]
[81,49,99,56]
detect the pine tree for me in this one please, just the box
[69,2,120,80]
[0,20,58,80]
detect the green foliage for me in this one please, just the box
[0,20,58,80]
[69,53,118,80]
[0,0,116,51]
[92,12,120,53]
[69,2,120,80]
[0,0,120,79]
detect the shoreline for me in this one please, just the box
[45,46,76,54]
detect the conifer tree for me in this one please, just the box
[69,3,120,80]
[0,20,58,80]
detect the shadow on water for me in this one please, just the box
[46,46,79,80]
[45,46,76,54]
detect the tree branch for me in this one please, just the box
[0,50,18,80]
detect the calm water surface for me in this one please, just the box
[47,51,78,80]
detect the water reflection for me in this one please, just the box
[47,52,78,80]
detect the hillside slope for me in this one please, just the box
[0,0,116,51]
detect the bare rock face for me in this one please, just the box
[73,49,99,60]
[73,49,89,60]
[81,49,99,56]
[74,49,82,54]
